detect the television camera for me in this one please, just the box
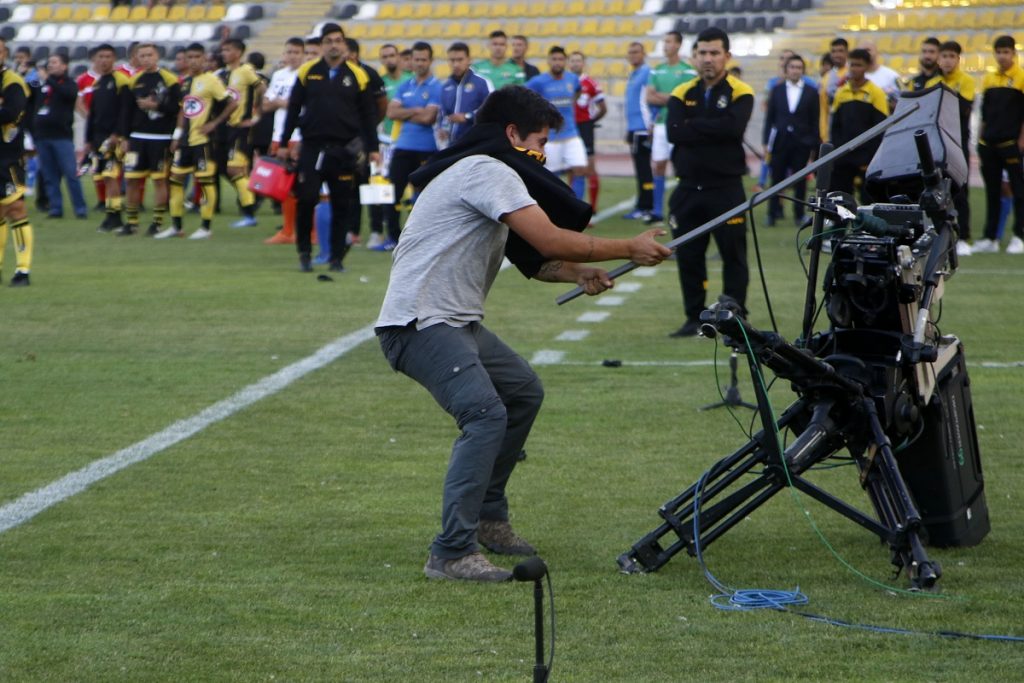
[566,86,990,590]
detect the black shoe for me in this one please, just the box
[299,254,313,272]
[328,260,346,273]
[97,215,115,233]
[668,319,702,338]
[115,225,137,236]
[145,223,160,237]
[9,271,30,287]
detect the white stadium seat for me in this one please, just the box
[36,24,58,42]
[77,24,97,43]
[224,3,248,22]
[114,24,135,42]
[134,25,154,41]
[15,24,38,42]
[94,24,115,42]
[172,23,196,41]
[193,24,214,41]
[11,5,32,22]
[57,24,77,42]
[153,24,174,42]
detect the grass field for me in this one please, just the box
[1,176,1023,681]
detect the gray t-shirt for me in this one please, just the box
[376,155,537,330]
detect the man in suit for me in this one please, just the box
[763,54,819,226]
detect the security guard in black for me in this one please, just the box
[665,28,754,336]
[279,23,380,272]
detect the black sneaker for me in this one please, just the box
[423,552,512,582]
[115,225,137,237]
[328,260,346,273]
[299,254,313,272]
[668,319,702,338]
[145,223,160,237]
[97,215,115,233]
[9,271,30,287]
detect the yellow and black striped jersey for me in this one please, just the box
[925,69,975,102]
[225,63,261,127]
[0,68,30,157]
[182,72,231,146]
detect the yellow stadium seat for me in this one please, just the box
[72,6,92,21]
[550,1,568,14]
[128,5,148,21]
[207,5,225,21]
[893,33,914,53]
[187,5,208,21]
[167,5,186,21]
[527,1,547,16]
[888,55,906,71]
[110,5,129,21]
[52,6,71,21]
[589,60,607,77]
[976,9,995,27]
[435,63,451,79]
[492,2,509,16]
[597,18,617,36]
[470,2,489,17]
[377,4,397,19]
[92,5,110,21]
[148,5,167,21]
[33,6,52,21]
[453,2,471,18]
[562,18,580,34]
[397,4,414,19]
[347,22,366,38]
[966,33,989,53]
[610,80,627,97]
[434,3,453,18]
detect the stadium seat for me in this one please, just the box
[36,24,58,42]
[72,64,87,79]
[94,24,115,42]
[53,6,72,21]
[173,23,196,42]
[377,4,397,19]
[154,24,175,42]
[129,5,148,21]
[224,4,248,22]
[56,24,76,42]
[135,25,155,41]
[168,6,187,21]
[234,24,252,40]
[185,5,205,21]
[76,24,97,42]
[0,7,9,23]
[11,6,32,23]
[110,6,129,21]
[33,6,52,21]
[72,46,89,61]
[32,46,49,63]
[115,25,135,42]
[0,26,14,42]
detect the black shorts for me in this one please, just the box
[577,120,596,156]
[171,142,216,178]
[226,126,253,167]
[0,157,26,205]
[89,144,122,179]
[124,137,171,179]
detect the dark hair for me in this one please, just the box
[922,37,941,49]
[305,37,322,46]
[477,85,564,136]
[512,34,528,44]
[939,40,962,55]
[16,46,31,57]
[993,35,1016,51]
[186,42,205,53]
[248,51,265,70]
[380,43,398,53]
[830,37,849,49]
[665,30,683,43]
[695,27,729,52]
[411,41,432,57]
[548,45,566,57]
[820,52,834,68]
[51,52,70,66]
[785,54,805,70]
[345,38,360,55]
[400,48,413,57]
[223,38,246,53]
[320,22,344,39]
[848,48,872,65]
[286,37,305,49]
[489,30,507,40]
[94,43,116,55]
[447,41,470,56]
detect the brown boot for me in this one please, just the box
[478,520,537,556]
[423,552,512,582]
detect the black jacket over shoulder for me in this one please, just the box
[280,58,379,153]
[667,74,754,188]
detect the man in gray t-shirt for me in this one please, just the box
[375,86,670,583]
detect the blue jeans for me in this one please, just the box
[36,137,87,217]
[378,322,544,559]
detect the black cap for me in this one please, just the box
[320,22,343,39]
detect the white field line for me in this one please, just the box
[555,330,591,341]
[0,325,377,534]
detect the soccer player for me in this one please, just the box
[974,35,1024,255]
[925,41,975,255]
[220,38,265,228]
[905,37,940,92]
[568,50,606,211]
[0,60,35,286]
[665,28,754,338]
[76,47,108,210]
[526,46,588,200]
[624,42,653,219]
[829,48,888,204]
[646,31,697,224]
[472,31,522,91]
[84,44,130,233]
[162,43,237,240]
[117,43,180,236]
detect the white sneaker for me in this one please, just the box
[188,228,211,240]
[1007,236,1024,254]
[154,227,183,239]
[956,239,973,257]
[366,232,384,249]
[971,238,999,254]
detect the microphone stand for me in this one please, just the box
[532,579,547,683]
[701,351,756,411]
[556,103,921,305]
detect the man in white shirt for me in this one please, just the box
[262,37,305,245]
[859,40,901,109]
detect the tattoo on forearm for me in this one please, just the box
[536,260,564,281]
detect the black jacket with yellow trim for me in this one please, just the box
[0,68,30,157]
[280,58,379,153]
[979,64,1024,145]
[829,79,889,167]
[666,74,754,188]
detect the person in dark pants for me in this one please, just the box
[278,23,380,272]
[34,54,88,219]
[624,41,653,219]
[828,49,889,205]
[375,86,669,582]
[666,28,754,338]
[381,41,442,250]
[973,35,1024,255]
[343,38,387,247]
[762,54,819,226]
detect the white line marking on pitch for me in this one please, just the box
[556,330,590,341]
[613,282,643,293]
[577,311,610,323]
[596,296,625,306]
[0,325,377,534]
[633,267,660,277]
[531,350,567,365]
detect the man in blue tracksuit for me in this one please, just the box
[439,42,492,146]
[624,42,653,219]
